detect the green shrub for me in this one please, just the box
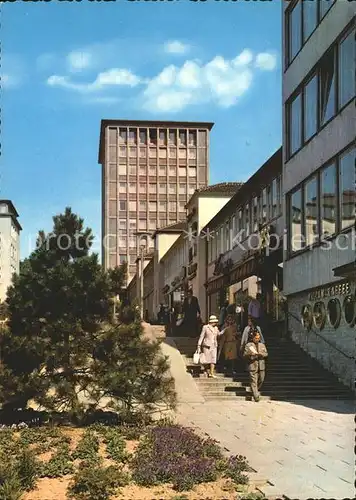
[72,430,100,464]
[15,450,38,491]
[0,474,22,500]
[102,428,129,463]
[40,443,74,478]
[67,463,130,500]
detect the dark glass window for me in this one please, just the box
[149,129,157,145]
[290,189,303,252]
[339,29,356,108]
[304,74,318,141]
[289,92,302,155]
[272,179,278,219]
[339,147,356,230]
[303,0,317,42]
[320,48,336,126]
[289,1,302,61]
[304,176,318,246]
[262,188,267,225]
[320,163,337,236]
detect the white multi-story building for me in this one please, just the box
[282,0,355,389]
[0,201,21,302]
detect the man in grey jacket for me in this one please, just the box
[243,329,268,402]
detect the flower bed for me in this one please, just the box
[0,423,263,500]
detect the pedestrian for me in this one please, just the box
[197,315,222,378]
[182,288,201,336]
[243,329,268,402]
[218,315,240,376]
[248,293,262,326]
[241,316,265,355]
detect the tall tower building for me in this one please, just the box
[98,120,213,283]
[0,200,21,302]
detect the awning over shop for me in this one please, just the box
[205,275,229,295]
[333,261,356,279]
[230,257,257,285]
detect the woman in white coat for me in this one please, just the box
[197,315,222,378]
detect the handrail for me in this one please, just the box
[286,310,355,360]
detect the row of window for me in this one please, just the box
[287,25,355,158]
[110,182,196,197]
[114,200,187,212]
[301,295,355,331]
[109,164,201,177]
[208,176,282,263]
[108,127,208,147]
[113,212,186,233]
[286,0,335,66]
[288,145,355,254]
[109,147,201,160]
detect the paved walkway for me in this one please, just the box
[177,399,355,499]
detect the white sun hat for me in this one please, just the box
[209,315,218,323]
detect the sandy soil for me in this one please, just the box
[24,477,243,500]
[20,428,253,500]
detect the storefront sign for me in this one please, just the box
[309,281,351,301]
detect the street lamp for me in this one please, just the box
[134,232,153,321]
[139,242,146,321]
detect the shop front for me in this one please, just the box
[205,274,230,317]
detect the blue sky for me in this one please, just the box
[2,0,282,259]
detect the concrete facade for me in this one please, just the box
[98,119,213,285]
[0,201,21,302]
[186,185,242,322]
[282,0,356,389]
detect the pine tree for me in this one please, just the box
[0,208,176,419]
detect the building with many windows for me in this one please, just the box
[0,201,21,302]
[204,148,283,323]
[283,0,355,389]
[98,119,213,283]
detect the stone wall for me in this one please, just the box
[288,282,355,391]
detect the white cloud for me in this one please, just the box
[164,40,190,55]
[67,50,93,72]
[46,47,277,113]
[142,49,276,112]
[47,68,141,93]
[255,52,277,71]
[233,49,253,66]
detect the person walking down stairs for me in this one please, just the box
[243,330,268,402]
[197,315,222,378]
[218,314,241,376]
[241,317,265,356]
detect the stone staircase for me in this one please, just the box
[172,335,355,402]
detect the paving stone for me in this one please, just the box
[177,398,354,499]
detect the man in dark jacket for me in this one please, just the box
[182,289,201,336]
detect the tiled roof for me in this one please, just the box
[196,182,244,194]
[154,221,187,234]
